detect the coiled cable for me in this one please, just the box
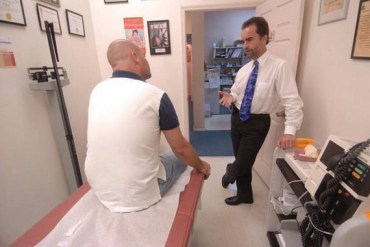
[318,138,370,211]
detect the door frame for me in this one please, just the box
[180,3,260,138]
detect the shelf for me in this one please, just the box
[214,47,244,58]
[267,231,280,247]
[268,220,305,247]
[29,79,70,91]
[212,47,243,86]
[276,159,312,205]
[280,220,303,247]
[221,65,242,68]
[277,214,297,222]
[214,56,241,59]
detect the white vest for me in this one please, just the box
[85,77,166,212]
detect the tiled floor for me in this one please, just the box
[205,114,231,131]
[192,117,271,246]
[189,156,270,247]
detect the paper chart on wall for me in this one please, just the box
[0,37,16,68]
[124,17,146,54]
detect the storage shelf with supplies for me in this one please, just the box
[212,47,249,84]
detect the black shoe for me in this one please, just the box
[225,196,253,206]
[221,163,236,188]
[222,174,229,188]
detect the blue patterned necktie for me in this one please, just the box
[239,60,259,121]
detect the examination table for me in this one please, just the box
[11,168,204,247]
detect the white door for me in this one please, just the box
[253,0,305,186]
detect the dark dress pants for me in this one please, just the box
[230,108,270,201]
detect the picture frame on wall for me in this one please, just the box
[104,0,128,3]
[39,0,60,8]
[66,9,85,37]
[318,0,349,25]
[37,3,62,34]
[0,0,27,26]
[351,0,370,60]
[147,20,171,55]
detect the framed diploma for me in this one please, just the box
[66,10,85,37]
[351,0,370,60]
[37,3,62,34]
[0,0,27,26]
[318,0,349,25]
[104,0,128,3]
[39,0,60,8]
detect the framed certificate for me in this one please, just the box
[0,0,27,26]
[37,3,62,34]
[104,0,128,3]
[66,10,85,37]
[39,0,60,7]
[318,0,349,25]
[351,0,370,59]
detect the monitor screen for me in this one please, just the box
[319,140,345,167]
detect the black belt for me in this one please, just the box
[231,105,269,118]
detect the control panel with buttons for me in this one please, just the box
[345,157,370,197]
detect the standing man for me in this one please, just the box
[85,39,211,213]
[219,17,303,205]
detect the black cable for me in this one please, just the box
[290,205,303,215]
[300,203,335,247]
[318,138,370,211]
[299,216,310,247]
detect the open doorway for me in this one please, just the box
[185,8,255,156]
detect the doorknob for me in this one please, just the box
[275,110,285,118]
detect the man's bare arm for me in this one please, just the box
[163,127,211,179]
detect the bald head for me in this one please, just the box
[107,39,137,68]
[106,39,151,80]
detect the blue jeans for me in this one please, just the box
[158,152,187,196]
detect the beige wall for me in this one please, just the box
[0,1,100,245]
[2,0,369,245]
[297,0,370,145]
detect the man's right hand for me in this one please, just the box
[199,160,211,179]
[219,91,233,107]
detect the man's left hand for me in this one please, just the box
[277,134,296,150]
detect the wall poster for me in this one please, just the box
[124,17,146,54]
[0,37,16,68]
[147,19,171,55]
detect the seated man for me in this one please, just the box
[85,39,211,213]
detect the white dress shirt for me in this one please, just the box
[230,50,303,135]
